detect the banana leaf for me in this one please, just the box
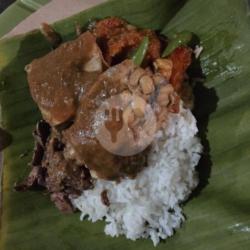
[1,0,250,249]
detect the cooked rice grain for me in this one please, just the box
[72,105,202,246]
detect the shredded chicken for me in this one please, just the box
[169,46,192,92]
[92,17,162,64]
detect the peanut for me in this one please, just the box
[154,58,173,80]
[132,96,146,117]
[159,84,174,95]
[129,68,145,87]
[157,107,168,129]
[157,94,170,107]
[139,75,155,94]
[121,90,131,99]
[123,106,135,124]
[153,73,167,86]
[157,84,174,107]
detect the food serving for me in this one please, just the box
[16,17,203,245]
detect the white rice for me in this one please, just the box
[72,105,202,246]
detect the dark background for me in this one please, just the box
[0,0,15,13]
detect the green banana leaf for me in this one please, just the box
[1,0,250,249]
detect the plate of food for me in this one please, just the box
[0,0,250,249]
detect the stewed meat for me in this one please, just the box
[26,31,105,126]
